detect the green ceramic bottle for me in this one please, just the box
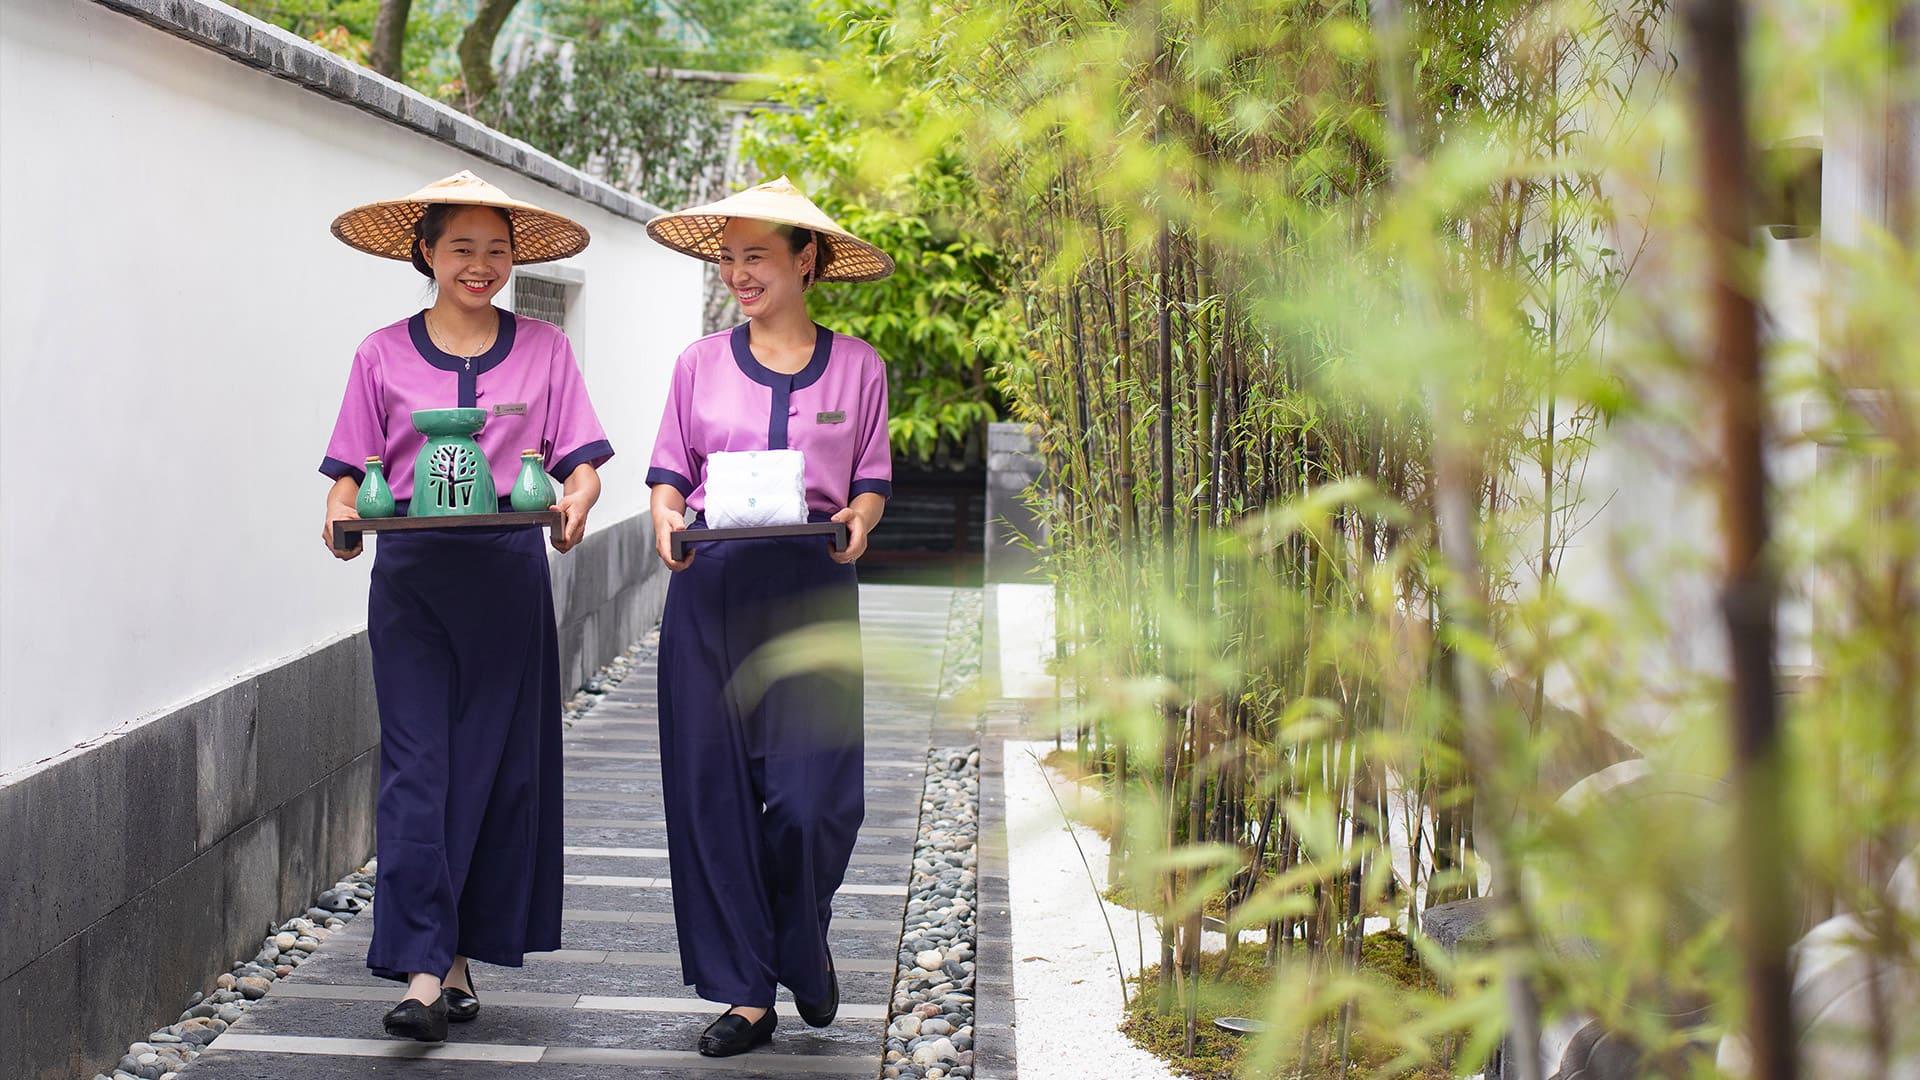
[511,449,557,512]
[409,407,497,517]
[356,457,396,518]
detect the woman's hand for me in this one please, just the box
[323,477,362,560]
[829,493,886,565]
[651,485,695,572]
[551,464,601,554]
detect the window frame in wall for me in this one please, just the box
[508,263,587,370]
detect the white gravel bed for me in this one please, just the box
[1004,740,1177,1080]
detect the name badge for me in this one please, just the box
[816,410,847,424]
[492,402,528,417]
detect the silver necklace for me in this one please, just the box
[425,311,497,371]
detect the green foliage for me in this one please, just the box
[516,0,831,70]
[480,39,731,208]
[237,0,829,102]
[801,0,1920,1073]
[738,21,1019,467]
[1123,938,1445,1080]
[232,0,464,97]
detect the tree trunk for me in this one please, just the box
[458,0,521,111]
[370,0,412,79]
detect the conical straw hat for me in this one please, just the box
[331,170,590,264]
[646,176,894,282]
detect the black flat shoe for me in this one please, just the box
[442,970,478,1023]
[794,949,838,1028]
[697,1008,776,1057]
[383,994,448,1042]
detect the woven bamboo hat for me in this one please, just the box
[646,176,894,282]
[331,170,590,264]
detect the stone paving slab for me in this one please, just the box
[185,585,959,1079]
[553,919,903,956]
[556,885,908,922]
[562,734,933,754]
[559,825,920,855]
[350,961,899,1000]
[556,749,936,764]
[559,910,899,932]
[194,1039,879,1075]
[558,769,918,788]
[561,817,918,839]
[218,996,885,1053]
[563,855,907,887]
[185,1056,868,1079]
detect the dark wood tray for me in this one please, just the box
[332,511,564,551]
[671,522,847,560]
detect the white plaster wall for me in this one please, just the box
[1543,243,1826,738]
[1545,96,1845,736]
[1517,20,1832,735]
[0,0,701,773]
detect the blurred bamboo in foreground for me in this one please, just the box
[763,0,1920,1072]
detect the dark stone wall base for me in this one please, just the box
[0,511,663,1080]
[552,510,667,695]
[0,637,380,1080]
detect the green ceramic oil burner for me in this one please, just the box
[510,450,557,512]
[356,457,396,518]
[409,407,496,516]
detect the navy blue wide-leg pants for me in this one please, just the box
[658,528,864,1007]
[364,525,563,982]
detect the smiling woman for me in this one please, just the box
[639,175,897,1058]
[717,219,829,316]
[317,170,614,1044]
[415,205,512,361]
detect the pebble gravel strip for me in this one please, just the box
[90,637,658,1080]
[562,632,657,725]
[939,590,983,700]
[90,864,371,1080]
[885,744,983,1080]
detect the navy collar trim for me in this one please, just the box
[409,308,516,375]
[729,321,832,390]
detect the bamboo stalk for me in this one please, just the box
[1373,0,1544,1075]
[1158,217,1180,1012]
[1681,2,1796,1077]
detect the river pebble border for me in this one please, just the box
[89,637,658,1080]
[89,863,371,1080]
[562,632,657,725]
[939,589,983,700]
[884,744,982,1080]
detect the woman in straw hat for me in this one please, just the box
[643,176,895,1057]
[318,171,613,1043]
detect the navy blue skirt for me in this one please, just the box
[657,519,864,1006]
[363,524,563,981]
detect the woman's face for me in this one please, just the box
[718,217,814,318]
[422,206,513,311]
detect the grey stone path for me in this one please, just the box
[182,585,958,1079]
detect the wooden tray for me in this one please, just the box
[671,522,847,561]
[332,511,564,551]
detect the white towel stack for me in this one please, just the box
[703,449,809,528]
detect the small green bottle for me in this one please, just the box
[356,457,396,518]
[510,449,556,512]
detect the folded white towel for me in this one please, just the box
[704,449,809,529]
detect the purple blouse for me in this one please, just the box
[319,309,613,501]
[646,323,892,515]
